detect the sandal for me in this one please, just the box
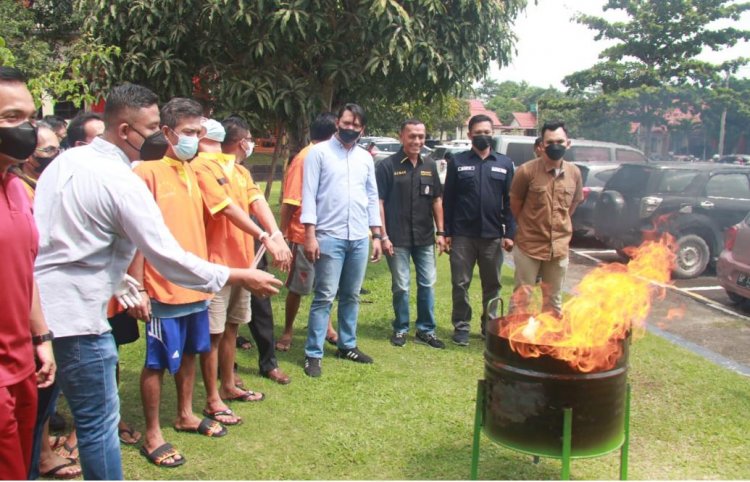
[223,389,265,403]
[40,457,81,479]
[202,408,242,426]
[174,417,227,437]
[236,336,253,350]
[55,441,78,460]
[275,338,292,352]
[140,442,186,468]
[48,434,67,451]
[325,335,338,346]
[118,425,142,445]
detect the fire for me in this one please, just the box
[501,236,676,372]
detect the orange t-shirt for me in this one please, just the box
[192,152,263,268]
[282,144,312,245]
[133,157,212,305]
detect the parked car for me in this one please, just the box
[571,162,619,237]
[717,212,750,304]
[716,154,750,166]
[492,135,648,167]
[366,140,432,164]
[427,144,470,184]
[594,162,750,278]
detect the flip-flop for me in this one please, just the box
[49,434,67,450]
[140,442,186,468]
[55,441,78,460]
[325,336,338,346]
[236,336,253,350]
[40,457,81,480]
[223,389,265,402]
[202,408,243,426]
[118,426,142,445]
[174,417,227,437]
[275,339,292,351]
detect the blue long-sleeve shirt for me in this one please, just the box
[300,137,381,240]
[443,149,516,239]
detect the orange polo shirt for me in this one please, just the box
[133,157,212,305]
[282,144,312,245]
[192,152,263,268]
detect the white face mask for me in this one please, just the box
[244,141,255,159]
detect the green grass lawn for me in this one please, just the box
[99,184,750,479]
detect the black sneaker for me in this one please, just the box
[390,332,407,347]
[451,329,470,346]
[304,357,322,377]
[335,347,374,364]
[415,331,445,349]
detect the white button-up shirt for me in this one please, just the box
[34,137,229,338]
[300,137,380,240]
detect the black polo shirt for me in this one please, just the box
[443,148,516,239]
[376,149,442,247]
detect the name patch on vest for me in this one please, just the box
[457,166,475,172]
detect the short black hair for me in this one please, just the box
[0,66,27,84]
[310,112,337,141]
[337,103,367,127]
[541,120,568,138]
[66,112,102,145]
[400,118,424,132]
[43,115,67,131]
[221,114,250,146]
[104,83,159,126]
[160,97,203,130]
[468,114,493,132]
[533,136,543,148]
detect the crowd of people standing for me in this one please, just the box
[0,64,582,480]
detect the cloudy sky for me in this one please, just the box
[490,0,750,89]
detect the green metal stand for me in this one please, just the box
[470,380,632,480]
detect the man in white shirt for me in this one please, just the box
[34,83,281,480]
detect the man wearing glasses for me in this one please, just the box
[11,122,60,202]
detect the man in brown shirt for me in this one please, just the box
[509,121,583,316]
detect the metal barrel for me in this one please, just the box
[483,314,629,459]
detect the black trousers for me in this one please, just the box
[246,253,278,374]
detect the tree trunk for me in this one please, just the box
[265,122,285,202]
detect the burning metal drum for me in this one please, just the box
[483,313,629,458]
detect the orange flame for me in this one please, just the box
[501,235,676,372]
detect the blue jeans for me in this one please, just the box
[53,334,122,480]
[305,234,369,358]
[386,244,437,335]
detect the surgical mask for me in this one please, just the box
[244,141,255,159]
[471,135,492,151]
[33,155,58,174]
[545,144,566,161]
[127,125,169,161]
[338,128,361,144]
[202,119,226,142]
[0,122,38,160]
[169,130,199,161]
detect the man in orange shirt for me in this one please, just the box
[129,98,226,468]
[277,112,338,351]
[194,115,291,412]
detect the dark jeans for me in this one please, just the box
[449,236,504,332]
[28,382,62,479]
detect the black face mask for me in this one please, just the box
[0,122,38,160]
[33,155,58,174]
[338,128,361,145]
[471,135,492,151]
[127,126,169,161]
[545,144,566,161]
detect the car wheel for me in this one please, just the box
[672,234,710,279]
[725,289,747,305]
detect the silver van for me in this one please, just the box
[491,135,648,167]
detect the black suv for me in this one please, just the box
[594,163,750,278]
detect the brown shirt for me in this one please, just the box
[510,157,583,260]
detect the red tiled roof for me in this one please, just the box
[511,112,537,129]
[466,99,503,127]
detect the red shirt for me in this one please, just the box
[0,172,38,387]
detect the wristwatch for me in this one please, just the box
[436,231,445,236]
[372,233,382,240]
[32,331,54,345]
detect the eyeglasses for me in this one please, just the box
[35,146,61,156]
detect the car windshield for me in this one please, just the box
[655,170,699,193]
[376,142,402,153]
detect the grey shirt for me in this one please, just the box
[34,137,229,338]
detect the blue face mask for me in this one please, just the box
[169,130,199,161]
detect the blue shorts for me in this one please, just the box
[145,310,210,374]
